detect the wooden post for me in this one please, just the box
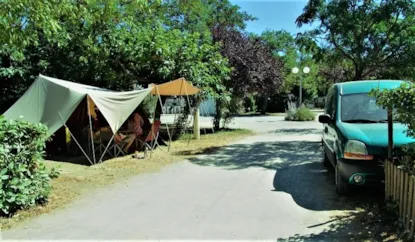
[388,108,393,161]
[408,176,414,232]
[193,107,200,140]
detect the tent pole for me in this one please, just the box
[156,86,172,152]
[98,134,115,163]
[170,98,178,140]
[171,80,185,140]
[87,96,96,164]
[183,84,194,146]
[57,112,94,166]
[149,90,160,157]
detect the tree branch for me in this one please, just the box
[329,33,357,66]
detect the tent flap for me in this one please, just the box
[3,75,86,136]
[89,88,152,133]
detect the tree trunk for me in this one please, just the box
[353,65,365,81]
[260,95,269,115]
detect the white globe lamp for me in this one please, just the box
[303,67,310,74]
[292,67,299,74]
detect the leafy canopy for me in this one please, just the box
[296,0,415,81]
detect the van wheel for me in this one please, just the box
[335,163,350,196]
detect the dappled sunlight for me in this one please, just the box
[188,140,322,170]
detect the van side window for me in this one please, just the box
[330,91,336,118]
[325,88,336,119]
[325,88,333,115]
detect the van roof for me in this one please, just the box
[335,80,408,95]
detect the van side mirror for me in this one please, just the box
[319,114,333,124]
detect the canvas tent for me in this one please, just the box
[3,74,152,164]
[150,77,200,96]
[150,77,203,149]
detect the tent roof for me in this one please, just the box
[3,74,152,136]
[150,78,200,96]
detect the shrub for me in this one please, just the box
[0,116,53,216]
[371,83,415,138]
[285,106,316,121]
[243,94,257,113]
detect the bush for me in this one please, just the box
[0,116,53,216]
[285,106,316,121]
[243,94,257,113]
[371,83,415,138]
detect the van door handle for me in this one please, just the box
[324,127,328,133]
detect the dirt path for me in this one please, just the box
[1,117,381,240]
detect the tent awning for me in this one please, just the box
[150,78,200,96]
[3,74,152,136]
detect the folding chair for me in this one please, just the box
[138,120,162,156]
[112,133,135,157]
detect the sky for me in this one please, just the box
[229,0,318,36]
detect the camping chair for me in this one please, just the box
[112,132,135,157]
[137,120,162,156]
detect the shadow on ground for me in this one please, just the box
[276,207,400,241]
[186,140,321,170]
[271,128,322,135]
[188,140,384,210]
[187,138,399,240]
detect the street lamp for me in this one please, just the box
[292,66,310,107]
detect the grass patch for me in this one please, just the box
[0,129,252,230]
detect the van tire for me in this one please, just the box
[335,163,350,196]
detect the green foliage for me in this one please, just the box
[297,0,415,81]
[48,167,61,180]
[141,95,158,119]
[285,106,316,121]
[243,95,257,113]
[260,30,319,100]
[0,0,269,130]
[0,118,53,216]
[370,82,415,137]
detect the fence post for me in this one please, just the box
[403,172,409,226]
[386,160,390,198]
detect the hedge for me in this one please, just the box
[0,116,53,216]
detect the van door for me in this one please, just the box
[323,87,337,163]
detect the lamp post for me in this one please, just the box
[292,66,310,107]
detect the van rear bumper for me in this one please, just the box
[337,158,384,185]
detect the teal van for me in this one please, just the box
[319,80,415,195]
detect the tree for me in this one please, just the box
[212,28,284,114]
[213,29,283,97]
[0,0,155,112]
[296,0,415,81]
[260,30,320,105]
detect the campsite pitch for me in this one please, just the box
[0,129,252,230]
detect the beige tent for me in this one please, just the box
[3,74,153,164]
[150,78,202,150]
[150,77,200,96]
